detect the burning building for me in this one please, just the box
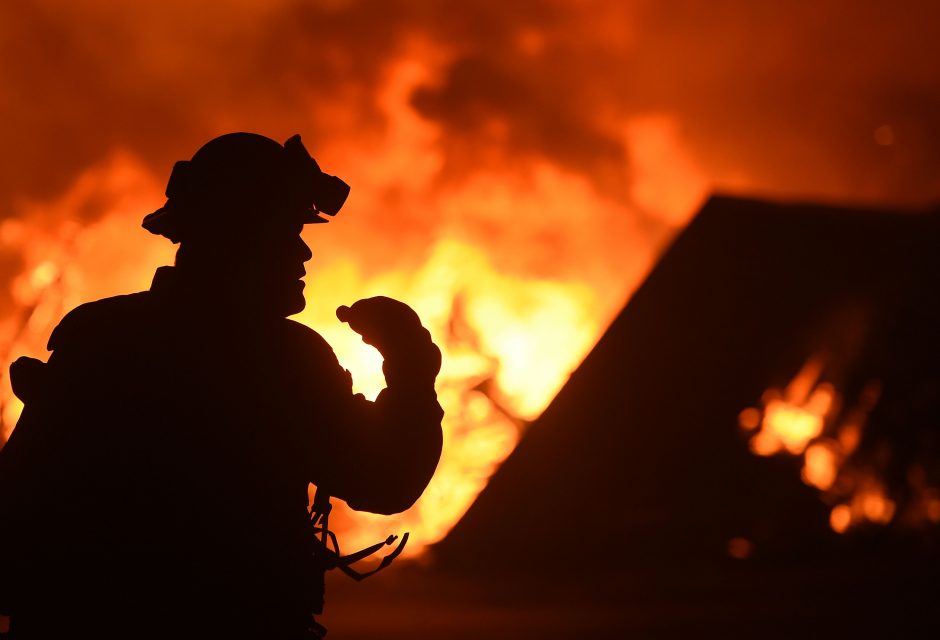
[440,193,940,565]
[433,195,940,633]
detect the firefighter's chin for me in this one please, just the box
[282,279,307,316]
[259,278,307,317]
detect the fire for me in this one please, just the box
[0,163,654,556]
[743,356,835,457]
[828,479,896,534]
[740,354,925,534]
[294,238,604,551]
[1,153,174,433]
[802,441,840,491]
[0,51,710,557]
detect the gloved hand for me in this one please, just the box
[337,297,442,388]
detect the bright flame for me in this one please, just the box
[745,357,836,456]
[802,441,840,490]
[0,53,710,557]
[741,355,915,534]
[829,504,851,533]
[293,239,603,551]
[829,479,896,532]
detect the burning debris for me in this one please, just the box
[743,351,940,534]
[742,359,899,532]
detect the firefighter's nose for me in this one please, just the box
[299,238,313,263]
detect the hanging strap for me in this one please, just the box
[307,487,409,580]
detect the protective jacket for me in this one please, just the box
[0,266,444,638]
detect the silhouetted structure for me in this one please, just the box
[0,133,444,639]
[435,195,940,634]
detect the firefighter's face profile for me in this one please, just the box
[224,202,313,318]
[255,216,312,317]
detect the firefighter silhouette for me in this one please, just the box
[0,133,444,639]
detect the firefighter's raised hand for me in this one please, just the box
[337,297,442,387]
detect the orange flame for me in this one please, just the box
[743,356,836,457]
[740,355,905,533]
[0,54,710,557]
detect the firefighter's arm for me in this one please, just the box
[0,306,98,509]
[310,297,443,515]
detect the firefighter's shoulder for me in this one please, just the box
[47,292,153,352]
[278,318,356,388]
[280,318,339,362]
